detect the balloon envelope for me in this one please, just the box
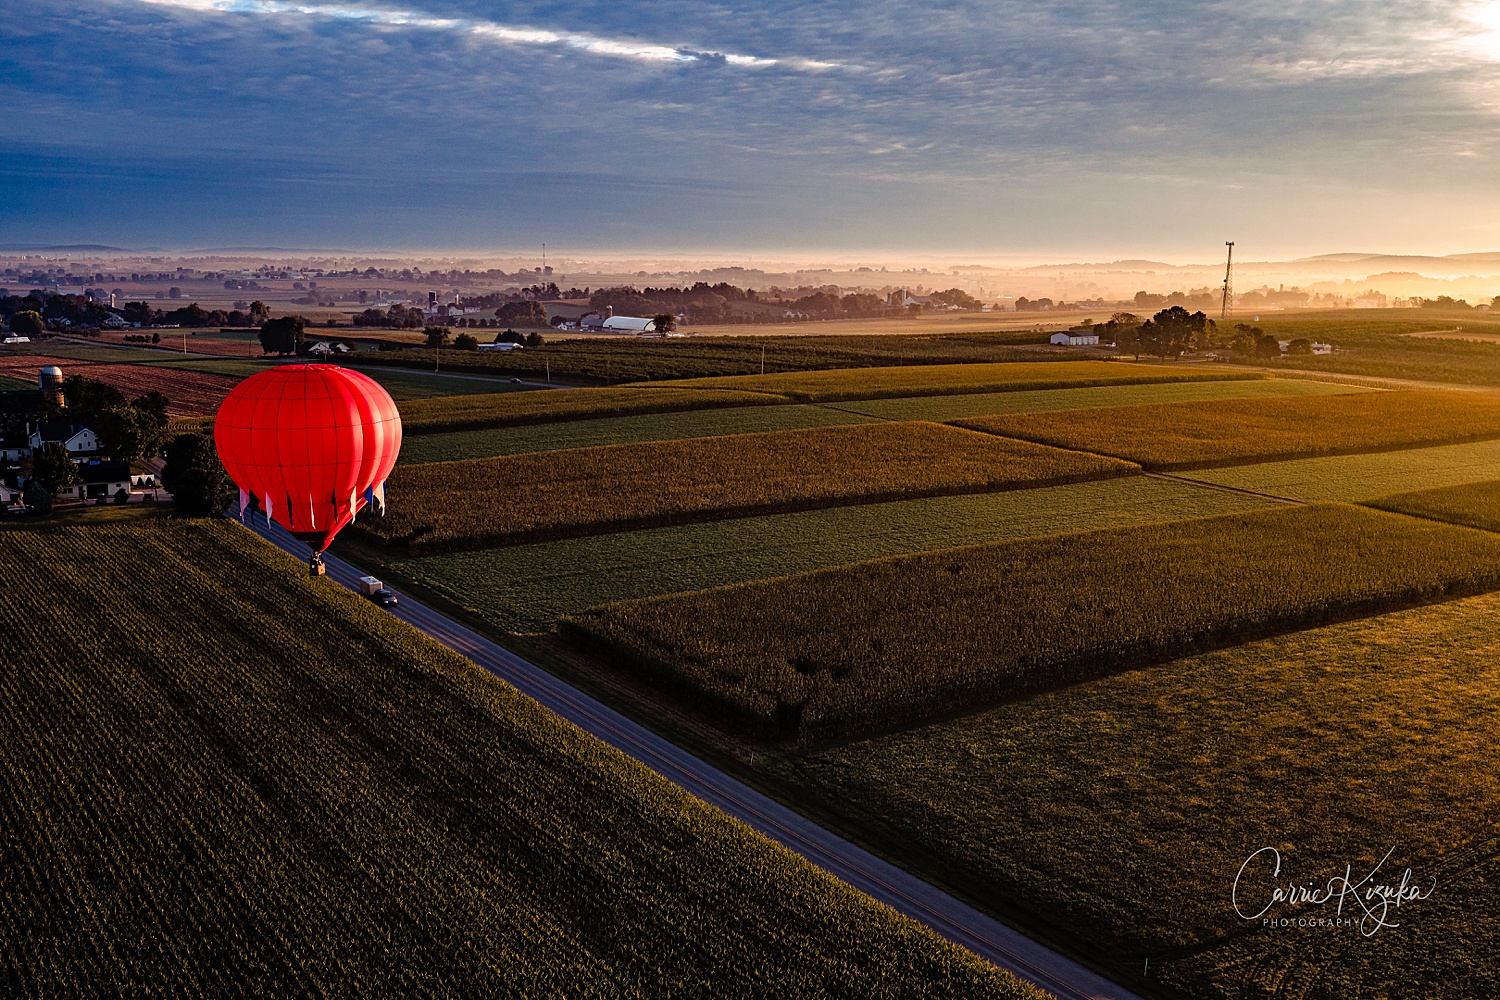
[215,365,402,551]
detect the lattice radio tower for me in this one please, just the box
[1220,241,1235,320]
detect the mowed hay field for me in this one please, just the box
[767,591,1500,998]
[564,504,1500,739]
[670,360,1261,403]
[398,384,784,434]
[0,520,1041,1000]
[958,389,1500,470]
[365,422,1136,552]
[0,356,239,416]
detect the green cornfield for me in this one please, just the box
[0,520,1044,999]
[564,504,1500,739]
[1365,478,1500,532]
[959,389,1500,469]
[361,421,1137,552]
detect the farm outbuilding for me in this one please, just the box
[1050,330,1100,346]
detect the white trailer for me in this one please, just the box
[356,575,383,596]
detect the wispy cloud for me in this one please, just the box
[134,0,839,70]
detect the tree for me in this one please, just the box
[114,487,130,505]
[150,332,160,344]
[30,441,80,496]
[424,326,451,349]
[161,433,234,516]
[8,310,44,337]
[496,300,547,326]
[132,391,171,431]
[258,315,305,355]
[1255,334,1282,359]
[62,375,127,422]
[96,406,164,465]
[525,331,545,347]
[248,301,270,325]
[1139,306,1208,359]
[452,332,478,351]
[1287,338,1313,356]
[22,481,52,514]
[653,313,677,333]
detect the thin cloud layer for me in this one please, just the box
[4,0,1500,252]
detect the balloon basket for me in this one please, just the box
[309,553,326,577]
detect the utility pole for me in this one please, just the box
[1221,242,1235,320]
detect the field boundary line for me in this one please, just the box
[235,513,1143,1000]
[1143,472,1303,505]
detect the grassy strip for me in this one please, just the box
[563,504,1500,740]
[397,385,788,434]
[0,519,1041,999]
[956,389,1500,470]
[362,421,1136,552]
[1364,478,1500,531]
[765,589,1500,996]
[667,361,1261,403]
[1181,436,1500,502]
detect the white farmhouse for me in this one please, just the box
[29,422,98,456]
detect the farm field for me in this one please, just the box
[0,355,239,416]
[763,589,1500,998]
[1365,478,1500,532]
[346,330,1070,383]
[146,357,538,401]
[363,422,1137,552]
[399,401,879,463]
[671,360,1260,402]
[363,475,1282,633]
[1182,436,1500,501]
[827,375,1367,422]
[959,389,1500,470]
[1222,310,1500,385]
[0,341,180,363]
[565,504,1500,739]
[0,520,1038,999]
[397,384,784,434]
[400,378,1373,466]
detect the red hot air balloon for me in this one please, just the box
[215,365,401,573]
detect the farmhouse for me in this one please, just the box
[57,459,132,501]
[1050,330,1100,346]
[0,434,30,461]
[28,423,98,456]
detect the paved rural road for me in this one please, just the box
[241,515,1141,1000]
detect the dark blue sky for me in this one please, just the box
[5,0,1500,257]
